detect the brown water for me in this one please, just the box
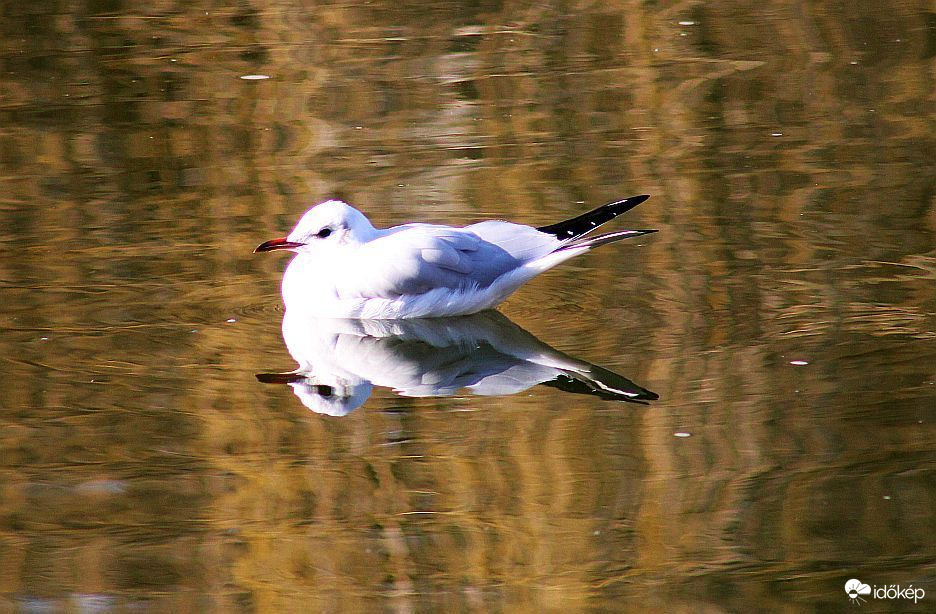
[1,1,933,612]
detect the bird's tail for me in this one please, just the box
[556,228,657,251]
[537,194,651,241]
[484,195,656,303]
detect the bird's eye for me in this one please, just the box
[316,227,332,238]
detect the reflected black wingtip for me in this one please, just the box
[256,372,305,384]
[542,371,659,404]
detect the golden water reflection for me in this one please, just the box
[0,0,933,611]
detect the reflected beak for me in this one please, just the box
[254,237,305,253]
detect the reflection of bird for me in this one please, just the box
[255,196,655,318]
[257,310,658,416]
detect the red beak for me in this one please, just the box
[254,237,305,253]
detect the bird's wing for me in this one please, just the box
[335,225,524,299]
[465,220,561,261]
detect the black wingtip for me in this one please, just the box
[593,194,651,211]
[557,227,658,251]
[629,194,651,205]
[537,194,653,240]
[608,194,650,206]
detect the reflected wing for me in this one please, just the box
[335,226,525,299]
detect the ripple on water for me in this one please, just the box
[229,297,285,321]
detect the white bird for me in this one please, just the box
[255,195,655,319]
[257,310,658,416]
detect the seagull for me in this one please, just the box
[255,195,655,319]
[256,310,658,416]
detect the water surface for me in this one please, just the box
[0,1,933,611]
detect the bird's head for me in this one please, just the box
[254,200,377,255]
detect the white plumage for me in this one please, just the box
[255,196,654,319]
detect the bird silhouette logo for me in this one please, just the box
[845,579,871,605]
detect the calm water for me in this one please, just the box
[1,1,933,612]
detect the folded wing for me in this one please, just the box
[336,225,531,299]
[331,197,651,303]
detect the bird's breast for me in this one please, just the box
[282,254,341,308]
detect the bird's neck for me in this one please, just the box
[350,223,383,244]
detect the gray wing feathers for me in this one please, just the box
[466,221,561,262]
[341,227,522,299]
[421,246,472,273]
